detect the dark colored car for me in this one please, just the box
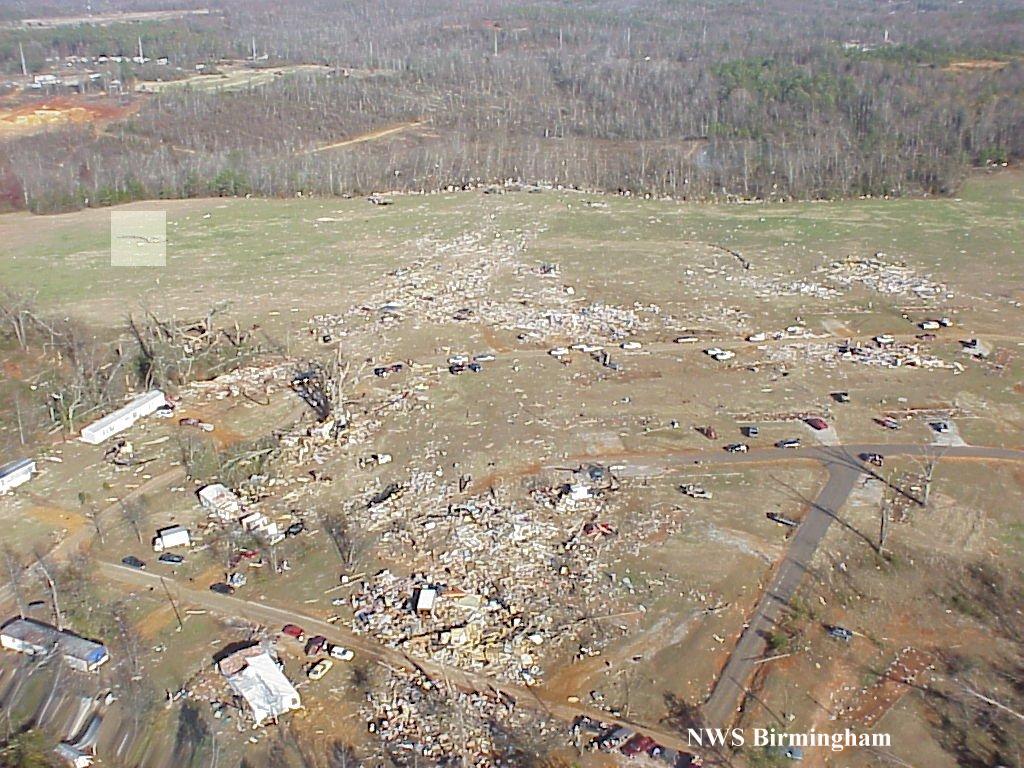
[826,625,855,642]
[468,362,483,373]
[282,623,306,642]
[305,635,329,656]
[121,556,146,570]
[860,452,884,467]
[158,553,184,565]
[209,582,235,595]
[285,521,305,537]
[621,734,658,757]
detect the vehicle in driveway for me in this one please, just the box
[620,734,658,757]
[860,452,884,467]
[305,635,328,655]
[929,420,950,433]
[775,438,801,448]
[307,658,333,680]
[121,556,146,570]
[742,425,759,438]
[329,645,355,661]
[285,521,305,537]
[157,553,184,565]
[209,582,234,595]
[282,624,306,642]
[805,416,829,431]
[876,416,901,431]
[723,443,749,453]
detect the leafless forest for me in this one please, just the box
[1,0,1022,211]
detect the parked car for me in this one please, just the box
[307,659,334,680]
[621,734,658,757]
[743,425,759,437]
[209,582,235,595]
[826,625,855,642]
[930,420,950,433]
[121,556,146,570]
[805,417,829,431]
[467,362,483,373]
[830,391,850,403]
[158,553,184,565]
[282,624,306,642]
[329,645,355,661]
[285,521,305,537]
[305,635,328,656]
[876,417,901,431]
[775,438,801,449]
[696,425,717,440]
[723,443,749,453]
[620,341,642,350]
[860,452,884,467]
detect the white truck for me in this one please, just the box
[152,525,191,552]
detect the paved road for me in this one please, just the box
[698,443,1024,728]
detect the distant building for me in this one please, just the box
[218,644,301,726]
[79,390,166,444]
[0,618,109,672]
[0,458,35,493]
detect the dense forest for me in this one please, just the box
[0,0,1022,211]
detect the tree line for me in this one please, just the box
[0,0,1022,211]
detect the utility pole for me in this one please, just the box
[19,42,28,76]
[251,37,257,62]
[137,35,144,62]
[493,28,499,57]
[160,576,184,632]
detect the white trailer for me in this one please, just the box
[0,459,35,493]
[152,525,191,552]
[79,390,166,445]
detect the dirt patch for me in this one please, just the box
[0,97,139,138]
[943,59,1012,72]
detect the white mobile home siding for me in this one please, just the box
[79,390,166,444]
[0,459,35,493]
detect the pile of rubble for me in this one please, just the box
[761,339,962,372]
[363,669,554,767]
[820,255,949,299]
[350,490,615,685]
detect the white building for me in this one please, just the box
[0,459,35,493]
[1,618,110,672]
[79,390,166,445]
[198,483,241,519]
[218,644,301,726]
[152,525,191,552]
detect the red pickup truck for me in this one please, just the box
[281,624,306,642]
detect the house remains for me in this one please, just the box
[217,643,301,726]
